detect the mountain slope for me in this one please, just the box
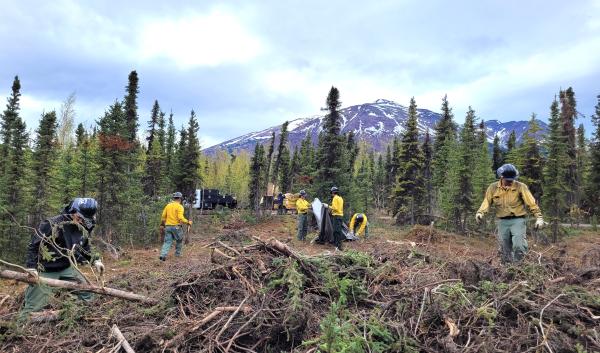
[203,99,547,155]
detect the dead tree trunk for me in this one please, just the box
[0,270,158,304]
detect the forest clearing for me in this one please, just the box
[1,212,598,352]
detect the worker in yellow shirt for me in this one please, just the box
[329,186,344,251]
[159,192,193,261]
[349,213,369,238]
[296,190,311,240]
[476,164,545,263]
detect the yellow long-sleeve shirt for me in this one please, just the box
[161,201,190,226]
[349,213,368,236]
[296,198,311,214]
[477,181,542,219]
[330,194,344,217]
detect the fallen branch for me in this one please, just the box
[211,248,236,261]
[111,325,135,353]
[0,269,157,304]
[0,294,9,307]
[252,236,301,261]
[539,293,565,353]
[164,305,252,349]
[30,310,60,323]
[217,241,242,256]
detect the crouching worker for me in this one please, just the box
[159,192,192,261]
[296,190,311,240]
[19,198,103,321]
[349,213,369,238]
[475,164,545,264]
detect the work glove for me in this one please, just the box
[534,218,546,230]
[93,260,105,275]
[188,220,193,226]
[25,268,38,278]
[475,213,484,223]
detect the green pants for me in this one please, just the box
[19,266,93,320]
[497,217,528,263]
[160,226,184,258]
[297,213,308,240]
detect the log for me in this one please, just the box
[0,269,158,305]
[111,324,136,353]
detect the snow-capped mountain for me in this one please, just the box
[203,99,547,155]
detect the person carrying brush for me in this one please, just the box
[19,198,103,321]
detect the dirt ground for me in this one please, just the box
[1,212,599,352]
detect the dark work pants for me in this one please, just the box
[333,216,344,250]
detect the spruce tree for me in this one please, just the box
[124,70,140,143]
[492,134,504,172]
[374,153,386,210]
[520,114,544,201]
[422,129,434,218]
[296,133,315,192]
[147,100,160,152]
[272,121,289,191]
[446,107,478,232]
[265,131,276,190]
[560,87,578,208]
[173,126,188,192]
[278,145,291,192]
[315,87,346,201]
[576,124,587,212]
[0,77,28,261]
[383,144,392,209]
[144,101,165,197]
[96,101,129,237]
[288,147,300,191]
[507,130,517,152]
[472,120,495,217]
[432,95,458,189]
[249,143,266,213]
[0,77,28,208]
[165,112,176,187]
[31,111,58,223]
[355,156,372,213]
[0,76,21,178]
[589,94,600,216]
[543,98,568,242]
[392,97,425,225]
[53,146,79,207]
[179,111,201,199]
[75,123,86,146]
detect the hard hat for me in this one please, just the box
[68,198,98,229]
[497,164,519,181]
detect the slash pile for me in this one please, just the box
[0,232,599,353]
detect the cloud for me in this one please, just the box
[137,8,263,68]
[1,0,599,145]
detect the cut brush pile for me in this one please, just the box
[0,231,599,353]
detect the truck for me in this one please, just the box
[193,189,238,210]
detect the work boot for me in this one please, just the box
[159,256,166,261]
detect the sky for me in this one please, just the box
[0,0,599,148]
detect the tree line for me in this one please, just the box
[0,73,210,262]
[1,73,599,262]
[249,86,600,241]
